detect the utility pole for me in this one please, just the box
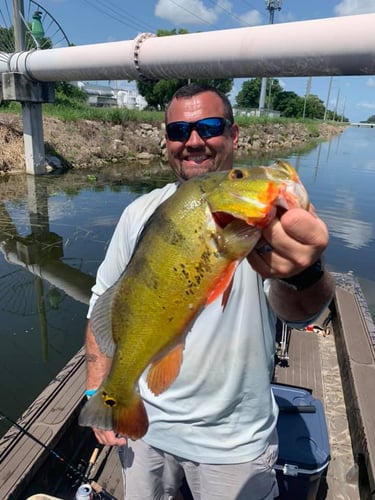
[324,76,333,121]
[4,1,54,174]
[333,87,340,122]
[302,76,312,119]
[259,0,282,115]
[12,0,26,50]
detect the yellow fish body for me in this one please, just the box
[79,161,309,439]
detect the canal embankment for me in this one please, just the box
[0,112,345,174]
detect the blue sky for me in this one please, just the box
[28,1,375,121]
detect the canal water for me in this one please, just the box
[0,126,374,436]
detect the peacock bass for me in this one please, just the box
[79,160,309,439]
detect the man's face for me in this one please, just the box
[165,91,239,181]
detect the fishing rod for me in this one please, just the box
[0,411,117,500]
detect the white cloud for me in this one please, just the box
[237,10,263,27]
[320,210,373,250]
[357,101,375,110]
[334,0,375,16]
[154,0,262,28]
[366,78,375,88]
[155,0,218,26]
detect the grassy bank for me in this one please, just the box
[2,100,336,134]
[0,102,346,174]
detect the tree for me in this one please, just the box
[303,94,325,119]
[0,26,14,52]
[273,91,304,118]
[235,78,283,110]
[364,115,375,123]
[136,29,233,110]
[0,25,52,52]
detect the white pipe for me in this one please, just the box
[1,247,94,304]
[1,14,375,81]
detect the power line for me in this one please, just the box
[167,0,220,29]
[79,0,156,35]
[209,0,254,29]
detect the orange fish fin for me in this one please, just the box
[79,391,148,440]
[206,261,237,305]
[147,344,184,396]
[113,395,149,440]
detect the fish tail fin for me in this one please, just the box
[79,392,149,440]
[79,392,113,430]
[113,395,149,439]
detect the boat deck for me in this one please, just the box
[1,273,374,500]
[274,315,359,500]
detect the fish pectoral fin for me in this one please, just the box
[147,343,184,396]
[206,261,238,305]
[78,392,149,440]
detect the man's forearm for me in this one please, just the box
[267,266,335,323]
[85,321,112,390]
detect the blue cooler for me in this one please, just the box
[272,384,330,500]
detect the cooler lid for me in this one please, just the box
[272,384,331,471]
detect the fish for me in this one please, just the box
[79,160,309,439]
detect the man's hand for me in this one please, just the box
[92,428,127,447]
[248,207,329,279]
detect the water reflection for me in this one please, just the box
[0,178,95,360]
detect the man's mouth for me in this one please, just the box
[185,155,209,164]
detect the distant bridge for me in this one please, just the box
[350,122,375,128]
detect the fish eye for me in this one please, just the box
[230,169,244,179]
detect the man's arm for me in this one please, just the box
[85,321,127,446]
[248,207,335,322]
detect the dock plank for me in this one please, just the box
[0,349,86,500]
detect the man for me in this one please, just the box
[84,83,334,499]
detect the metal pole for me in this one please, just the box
[333,87,340,121]
[12,0,26,50]
[11,0,48,174]
[259,0,282,114]
[324,76,333,121]
[302,76,312,119]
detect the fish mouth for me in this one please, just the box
[213,211,243,228]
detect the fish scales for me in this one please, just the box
[79,161,309,439]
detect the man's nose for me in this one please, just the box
[185,128,205,146]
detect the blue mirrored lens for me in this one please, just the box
[166,117,228,141]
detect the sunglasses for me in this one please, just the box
[166,117,232,142]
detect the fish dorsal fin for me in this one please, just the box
[90,283,119,358]
[146,343,184,396]
[206,261,238,306]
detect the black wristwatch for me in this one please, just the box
[280,259,324,291]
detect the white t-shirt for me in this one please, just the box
[88,182,278,464]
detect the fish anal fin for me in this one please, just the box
[206,261,237,305]
[147,344,184,396]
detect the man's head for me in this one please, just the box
[165,83,239,181]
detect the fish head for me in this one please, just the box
[204,160,310,230]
